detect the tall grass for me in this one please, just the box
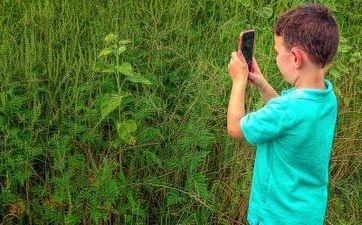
[0,0,361,224]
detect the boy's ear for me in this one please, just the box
[290,47,304,69]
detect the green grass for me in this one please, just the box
[0,0,361,224]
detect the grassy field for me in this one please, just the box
[0,0,361,224]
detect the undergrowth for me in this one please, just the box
[0,0,361,224]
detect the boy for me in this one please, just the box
[227,4,339,225]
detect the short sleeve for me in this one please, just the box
[240,98,294,145]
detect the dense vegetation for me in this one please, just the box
[1,0,361,224]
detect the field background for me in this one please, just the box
[0,0,361,224]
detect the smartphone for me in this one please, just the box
[238,30,255,72]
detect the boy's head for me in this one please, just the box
[273,4,339,85]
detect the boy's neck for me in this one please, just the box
[294,67,327,90]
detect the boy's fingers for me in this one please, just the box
[231,51,248,71]
[252,57,261,72]
[231,52,242,65]
[230,52,236,65]
[237,50,247,67]
[252,57,258,66]
[231,52,237,59]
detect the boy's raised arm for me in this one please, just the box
[255,80,279,104]
[227,81,247,139]
[248,58,279,104]
[227,51,249,139]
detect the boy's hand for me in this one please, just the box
[228,50,249,84]
[248,58,267,87]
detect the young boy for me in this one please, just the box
[227,4,339,225]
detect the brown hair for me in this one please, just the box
[274,4,340,68]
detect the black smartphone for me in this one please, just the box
[238,30,255,72]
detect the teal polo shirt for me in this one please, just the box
[240,79,337,225]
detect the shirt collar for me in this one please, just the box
[281,79,333,99]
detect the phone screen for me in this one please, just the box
[240,31,255,71]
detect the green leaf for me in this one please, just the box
[98,47,114,57]
[119,40,132,45]
[338,44,352,53]
[329,68,340,79]
[117,120,137,144]
[257,6,273,19]
[93,61,115,73]
[104,33,117,43]
[100,93,124,119]
[114,62,152,85]
[127,73,152,85]
[339,36,347,44]
[236,0,251,7]
[117,120,137,134]
[114,61,152,85]
[114,62,133,76]
[350,52,361,63]
[118,46,126,55]
[338,37,352,53]
[126,120,137,132]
